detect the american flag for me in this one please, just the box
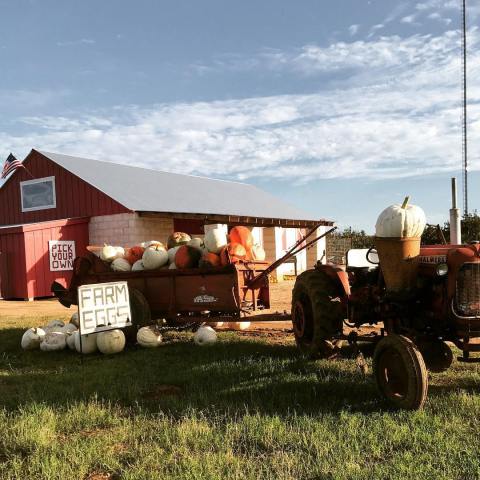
[1,153,24,179]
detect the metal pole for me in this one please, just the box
[450,177,462,244]
[461,0,468,216]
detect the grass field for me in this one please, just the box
[1,309,480,480]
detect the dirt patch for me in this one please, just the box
[143,384,183,400]
[0,297,76,318]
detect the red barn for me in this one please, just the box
[0,149,333,299]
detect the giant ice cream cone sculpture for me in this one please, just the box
[375,196,426,292]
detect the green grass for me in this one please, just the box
[1,314,480,479]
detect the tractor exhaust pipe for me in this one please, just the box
[450,177,462,245]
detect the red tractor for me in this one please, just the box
[291,241,480,409]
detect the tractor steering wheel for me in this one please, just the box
[366,246,379,265]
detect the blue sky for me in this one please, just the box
[1,0,479,232]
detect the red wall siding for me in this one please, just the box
[0,218,89,299]
[0,150,129,226]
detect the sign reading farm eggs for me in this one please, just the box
[78,281,132,334]
[48,240,76,271]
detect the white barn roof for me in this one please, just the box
[38,150,332,226]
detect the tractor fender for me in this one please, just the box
[316,264,351,296]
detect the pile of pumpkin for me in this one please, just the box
[97,226,266,272]
[20,313,165,354]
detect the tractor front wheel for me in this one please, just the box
[373,335,428,410]
[291,270,344,358]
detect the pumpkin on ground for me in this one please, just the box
[21,327,46,350]
[175,245,202,269]
[229,226,253,252]
[46,319,65,328]
[204,228,227,254]
[70,312,79,328]
[124,246,145,265]
[194,325,217,346]
[40,331,67,351]
[74,332,98,354]
[226,321,251,331]
[167,232,191,249]
[143,247,168,270]
[199,252,221,268]
[111,258,132,272]
[375,197,426,238]
[96,329,126,354]
[137,326,163,347]
[62,323,77,334]
[220,243,247,266]
[66,332,76,350]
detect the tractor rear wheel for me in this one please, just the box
[291,269,344,358]
[373,335,428,410]
[124,288,151,342]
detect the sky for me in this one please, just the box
[1,0,479,232]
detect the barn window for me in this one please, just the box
[20,176,56,212]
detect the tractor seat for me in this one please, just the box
[346,248,378,272]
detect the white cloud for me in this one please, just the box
[56,38,95,47]
[2,29,479,185]
[401,14,418,24]
[348,24,359,36]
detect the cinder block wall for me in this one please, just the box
[89,213,174,246]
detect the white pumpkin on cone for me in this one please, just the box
[375,197,426,238]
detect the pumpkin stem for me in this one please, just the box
[401,196,410,209]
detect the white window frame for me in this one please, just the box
[20,176,57,212]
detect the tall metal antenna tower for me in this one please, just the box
[461,0,468,215]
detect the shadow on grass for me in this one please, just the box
[1,327,478,416]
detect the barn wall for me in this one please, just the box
[0,150,129,226]
[89,213,174,246]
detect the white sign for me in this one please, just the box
[49,240,76,271]
[78,281,132,334]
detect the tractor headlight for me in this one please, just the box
[436,263,448,277]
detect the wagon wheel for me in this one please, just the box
[417,339,453,373]
[291,270,345,359]
[373,335,428,410]
[124,288,151,342]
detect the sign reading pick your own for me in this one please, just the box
[49,240,76,271]
[78,281,132,334]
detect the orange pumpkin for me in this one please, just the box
[124,246,145,265]
[220,243,247,266]
[229,226,253,252]
[199,252,221,268]
[175,245,202,269]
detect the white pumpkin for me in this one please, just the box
[21,327,46,350]
[137,326,163,347]
[169,263,177,269]
[66,331,77,350]
[187,237,205,251]
[40,331,67,351]
[227,322,251,331]
[111,257,132,272]
[194,325,217,346]
[46,319,65,328]
[100,245,119,262]
[74,332,98,354]
[70,312,79,328]
[132,260,145,271]
[206,322,223,328]
[141,240,164,249]
[251,244,266,261]
[167,246,180,264]
[96,329,126,354]
[204,229,228,254]
[143,248,169,269]
[43,325,65,334]
[375,197,426,238]
[62,323,77,334]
